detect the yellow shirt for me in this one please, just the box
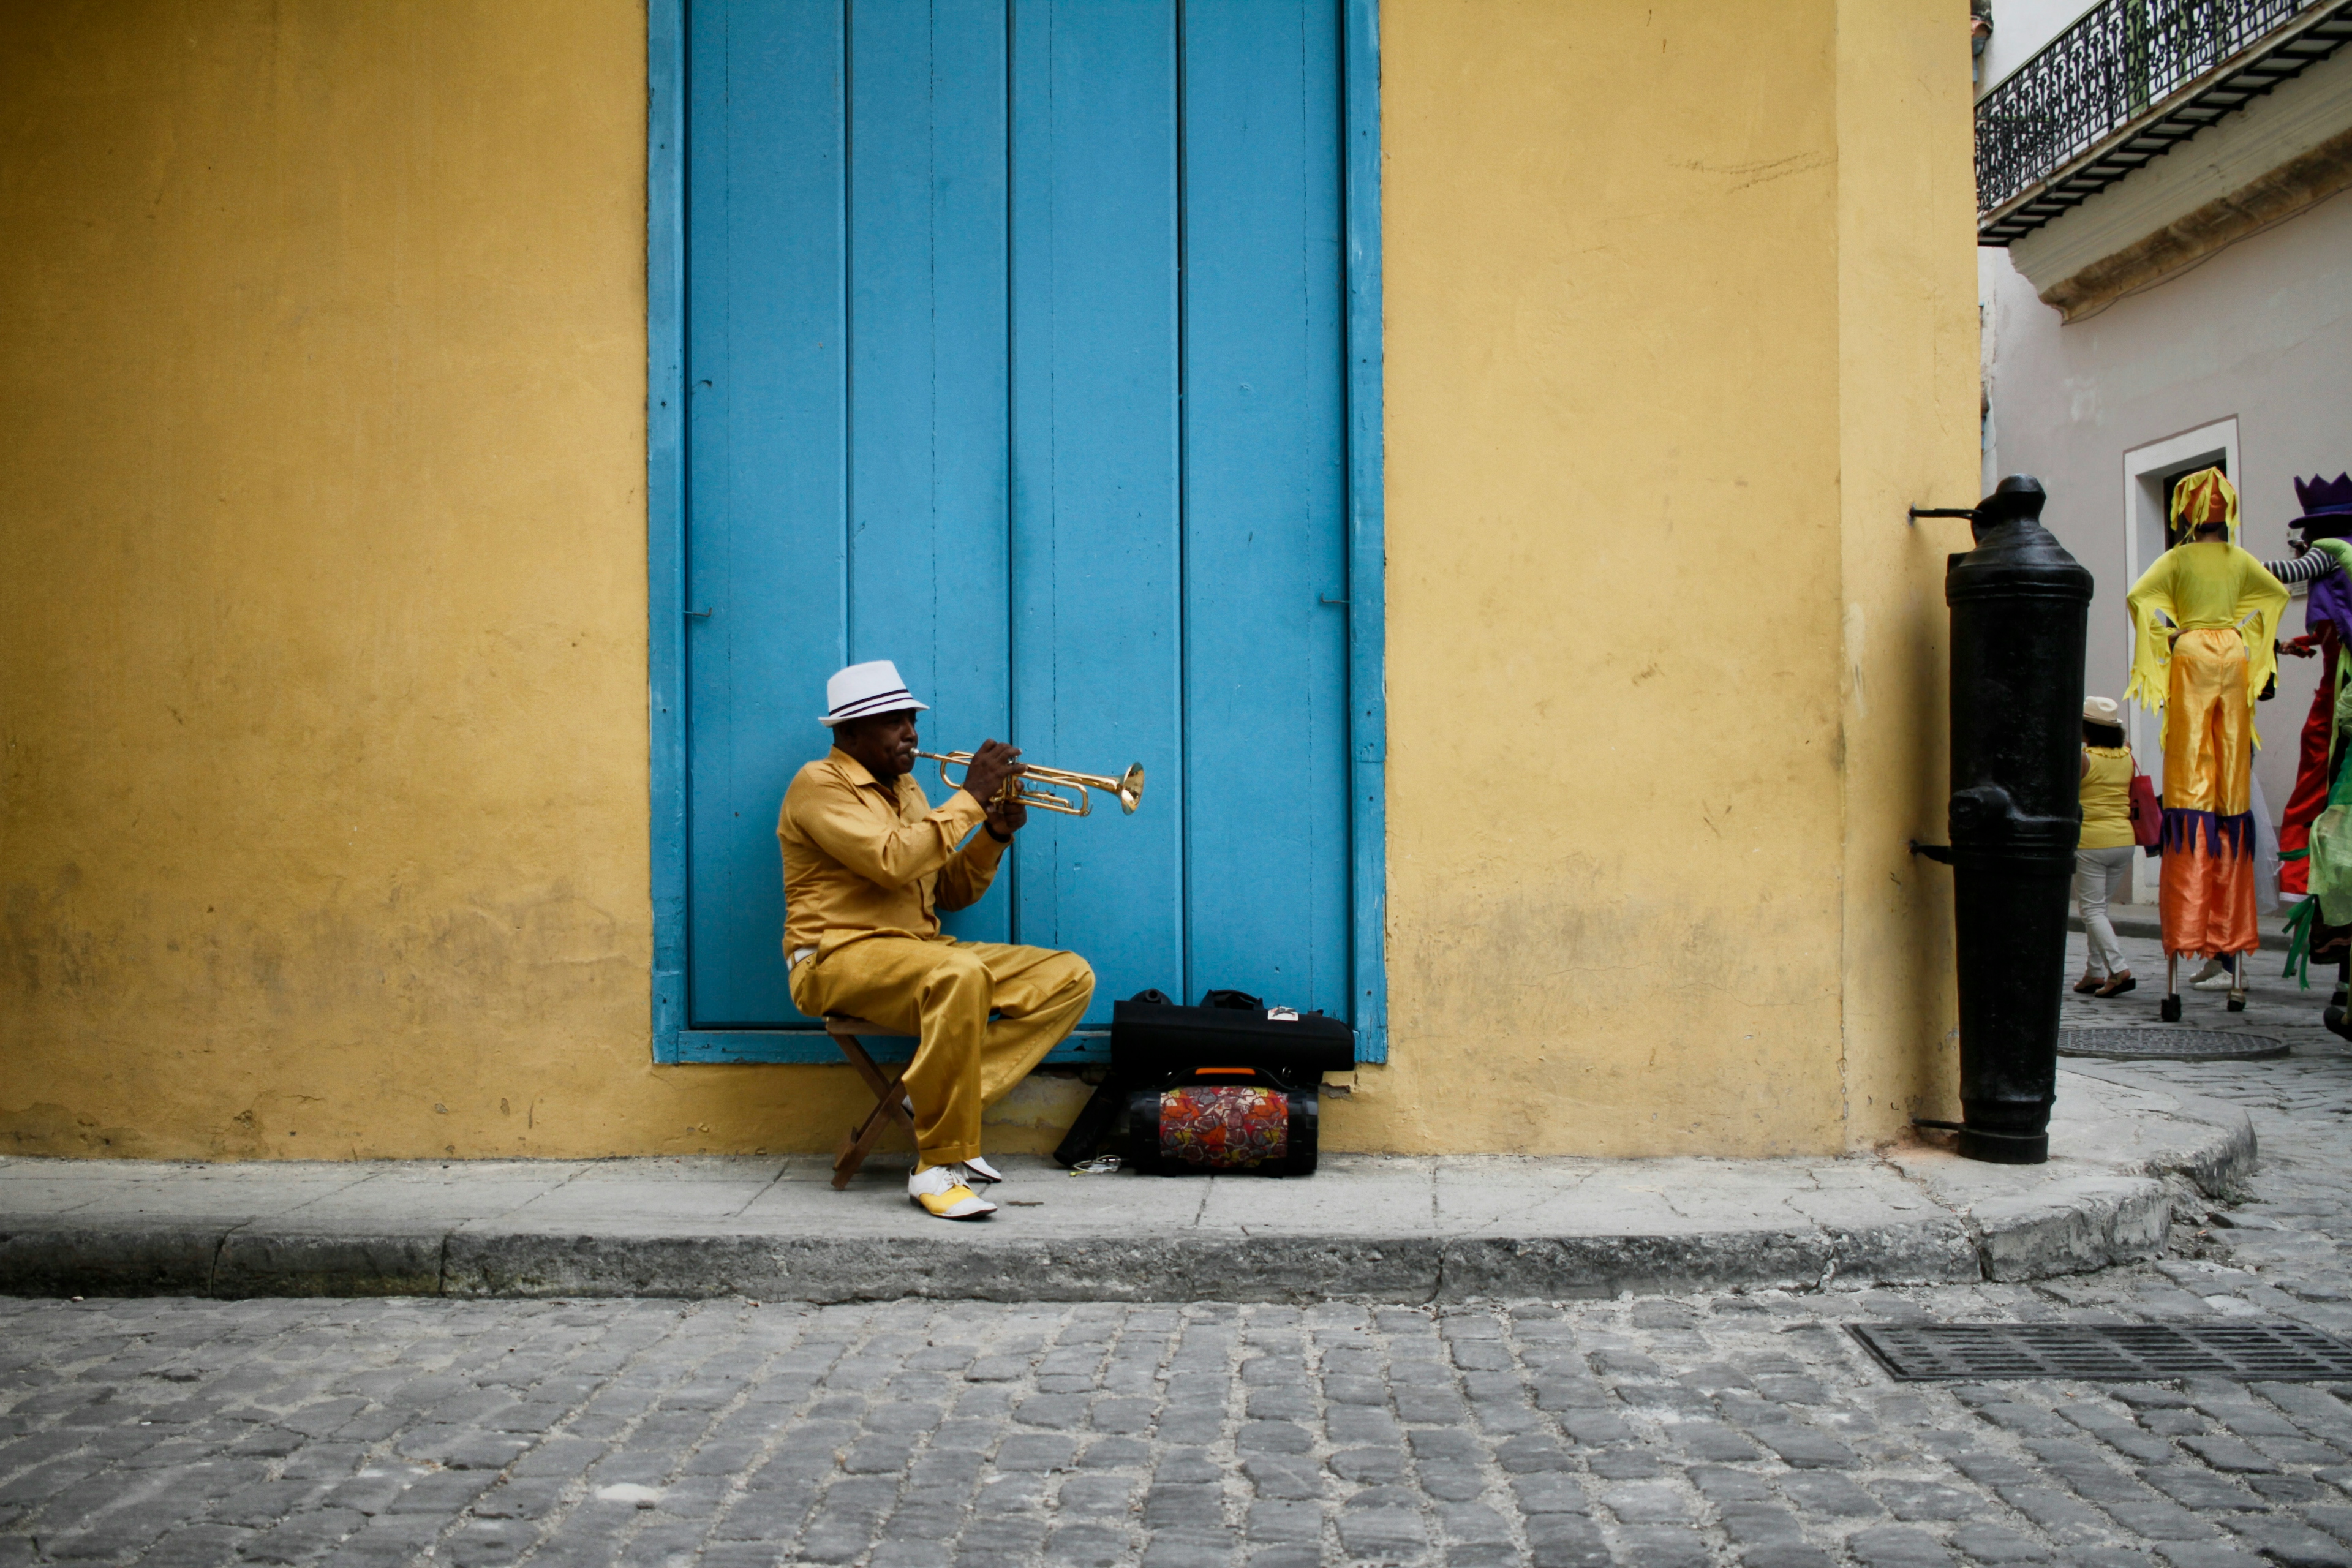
[776,747,1008,962]
[2124,541,2287,729]
[2079,745,2135,850]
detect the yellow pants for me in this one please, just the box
[2159,627,2260,957]
[790,937,1094,1168]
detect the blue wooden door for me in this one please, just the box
[683,0,1348,1034]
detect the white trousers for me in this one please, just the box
[2075,845,2136,977]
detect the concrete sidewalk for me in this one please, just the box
[0,1069,2252,1304]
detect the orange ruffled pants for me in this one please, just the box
[2158,627,2260,958]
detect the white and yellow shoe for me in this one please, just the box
[909,1163,996,1220]
[962,1155,1005,1185]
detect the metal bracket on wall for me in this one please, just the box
[1908,506,1977,526]
[1909,840,1953,863]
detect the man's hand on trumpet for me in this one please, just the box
[955,738,1028,835]
[983,788,1028,843]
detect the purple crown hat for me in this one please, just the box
[2294,472,2352,539]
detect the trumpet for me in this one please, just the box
[916,750,1146,817]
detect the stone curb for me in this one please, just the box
[1890,1068,2258,1284]
[439,1222,1992,1305]
[0,1219,1989,1306]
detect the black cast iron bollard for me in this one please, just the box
[1913,476,2092,1164]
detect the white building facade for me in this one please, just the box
[1978,0,2352,898]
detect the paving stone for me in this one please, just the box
[445,1518,542,1567]
[1756,1424,1859,1469]
[236,1507,369,1565]
[1989,1483,2110,1545]
[1865,1477,1976,1521]
[1848,1525,1958,1568]
[1523,1512,1611,1568]
[1669,1420,1762,1461]
[1611,1523,1709,1567]
[1948,1522,2052,1563]
[996,1434,1080,1472]
[2153,1546,2270,1568]
[1777,1471,1883,1517]
[1599,1480,1687,1523]
[1415,1460,1486,1502]
[2218,1515,2352,1567]
[1044,1521,1133,1566]
[137,1524,252,1568]
[2142,1464,2264,1510]
[1739,1547,1834,1568]
[1326,1447,1406,1483]
[2098,1498,2222,1541]
[1335,1500,1425,1557]
[2180,1435,2280,1473]
[1715,1502,1807,1548]
[1243,1499,1319,1544]
[1238,1457,1319,1501]
[1509,1472,1589,1515]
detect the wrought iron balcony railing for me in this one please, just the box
[1977,0,2352,244]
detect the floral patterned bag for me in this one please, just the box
[1125,1066,1318,1177]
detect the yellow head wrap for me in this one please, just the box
[2169,466,2239,546]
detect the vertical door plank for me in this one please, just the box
[1182,0,1350,1014]
[685,0,848,1025]
[1011,0,1185,1016]
[848,0,1013,948]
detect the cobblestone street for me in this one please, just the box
[6,930,2352,1568]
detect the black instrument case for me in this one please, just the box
[1054,996,1355,1172]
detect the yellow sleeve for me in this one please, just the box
[2123,551,2177,712]
[935,826,1009,913]
[2236,548,2290,712]
[789,769,989,891]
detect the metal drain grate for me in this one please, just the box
[2059,1028,2285,1061]
[1850,1322,2352,1381]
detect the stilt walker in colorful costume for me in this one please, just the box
[2124,467,2288,1019]
[2272,475,2352,1031]
[2170,486,2351,992]
[2272,475,2352,897]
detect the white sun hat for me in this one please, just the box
[2082,695,2121,726]
[821,660,929,726]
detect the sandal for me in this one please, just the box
[2073,971,2105,994]
[2095,972,2136,998]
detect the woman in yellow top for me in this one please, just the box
[2074,696,2139,997]
[2124,467,2289,1014]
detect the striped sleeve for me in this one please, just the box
[2265,551,2339,584]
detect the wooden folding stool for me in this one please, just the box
[824,1016,919,1189]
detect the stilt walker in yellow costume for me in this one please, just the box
[2124,468,2288,1019]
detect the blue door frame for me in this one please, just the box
[645,0,1386,1066]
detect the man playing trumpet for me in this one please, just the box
[778,660,1096,1220]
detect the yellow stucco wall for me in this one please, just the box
[1338,0,1978,1156]
[0,0,1976,1161]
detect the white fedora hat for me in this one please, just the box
[2082,695,2121,726]
[821,660,929,726]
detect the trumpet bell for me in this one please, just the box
[1115,764,1145,814]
